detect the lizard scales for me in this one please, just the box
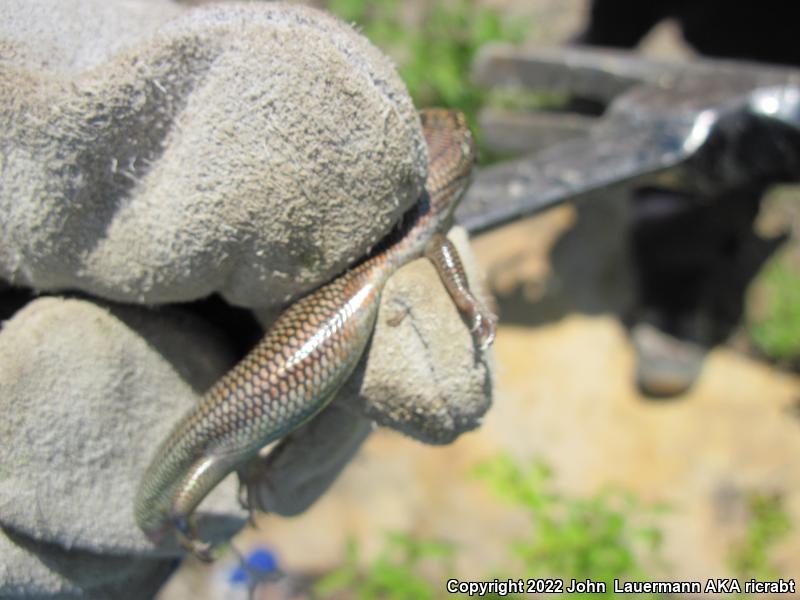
[134,108,495,557]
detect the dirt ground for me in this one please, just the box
[159,1,800,597]
[159,207,800,599]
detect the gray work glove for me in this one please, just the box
[0,1,494,597]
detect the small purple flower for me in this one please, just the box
[229,546,279,585]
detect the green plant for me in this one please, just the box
[473,455,668,599]
[729,492,792,582]
[327,0,527,132]
[749,256,800,364]
[315,456,669,599]
[314,532,454,600]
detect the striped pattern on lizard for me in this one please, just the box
[134,108,497,559]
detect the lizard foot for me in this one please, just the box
[470,306,498,350]
[174,516,215,562]
[237,479,261,528]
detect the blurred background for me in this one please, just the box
[162,0,800,597]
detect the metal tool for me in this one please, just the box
[456,45,800,233]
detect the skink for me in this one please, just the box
[134,108,496,559]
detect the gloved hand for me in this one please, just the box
[0,1,494,597]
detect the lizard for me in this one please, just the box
[134,108,496,560]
